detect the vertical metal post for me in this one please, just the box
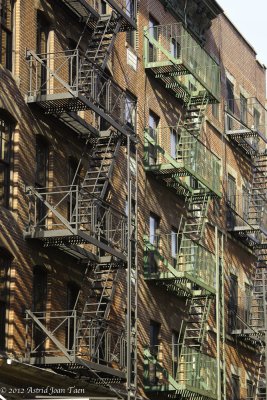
[126,134,132,400]
[216,226,221,400]
[126,134,138,400]
[73,310,77,359]
[75,185,79,232]
[262,268,267,400]
[221,234,226,400]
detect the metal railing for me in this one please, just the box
[228,295,265,332]
[27,49,136,131]
[144,234,216,290]
[144,23,221,101]
[226,193,267,234]
[25,310,126,370]
[144,344,217,397]
[225,97,267,143]
[25,185,128,254]
[144,126,221,195]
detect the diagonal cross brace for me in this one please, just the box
[26,310,73,361]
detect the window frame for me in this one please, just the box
[0,112,13,208]
[227,174,237,210]
[0,0,13,70]
[0,248,12,351]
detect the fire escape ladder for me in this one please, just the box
[249,154,267,227]
[76,262,121,356]
[74,131,121,227]
[180,296,211,352]
[85,12,122,70]
[177,295,212,380]
[183,193,211,242]
[250,267,267,399]
[183,92,209,139]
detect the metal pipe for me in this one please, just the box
[215,226,221,400]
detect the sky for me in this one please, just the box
[218,0,267,66]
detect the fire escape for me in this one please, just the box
[23,1,138,399]
[143,22,221,400]
[225,98,267,399]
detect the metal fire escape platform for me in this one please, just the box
[225,97,267,157]
[60,0,100,21]
[26,51,136,140]
[24,186,128,262]
[144,235,216,297]
[60,0,137,30]
[24,309,127,381]
[143,347,217,400]
[144,126,221,198]
[144,23,221,104]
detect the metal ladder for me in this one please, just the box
[76,262,121,358]
[183,192,211,242]
[250,267,267,400]
[71,131,122,225]
[248,153,267,226]
[84,12,122,70]
[177,295,212,380]
[182,91,209,139]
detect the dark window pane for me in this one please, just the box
[0,114,12,208]
[0,0,13,70]
[0,249,11,351]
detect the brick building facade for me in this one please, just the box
[0,0,266,399]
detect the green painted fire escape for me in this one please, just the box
[143,21,221,400]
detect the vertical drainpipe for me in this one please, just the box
[216,226,221,400]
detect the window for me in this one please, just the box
[37,13,50,94]
[226,79,234,130]
[35,136,49,223]
[232,374,240,400]
[172,331,179,378]
[66,282,80,350]
[0,0,13,70]
[125,92,136,131]
[226,79,234,113]
[0,113,13,208]
[0,249,11,350]
[170,38,180,58]
[148,111,159,165]
[240,94,247,125]
[212,103,219,119]
[242,185,249,221]
[148,15,158,62]
[68,157,81,220]
[68,39,78,88]
[126,0,136,48]
[149,320,160,354]
[227,174,236,209]
[171,227,179,266]
[228,274,238,331]
[254,108,261,131]
[36,136,49,188]
[32,267,47,353]
[170,128,179,159]
[244,283,252,325]
[148,213,160,273]
[100,0,107,15]
[149,320,160,384]
[33,267,47,312]
[247,380,254,400]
